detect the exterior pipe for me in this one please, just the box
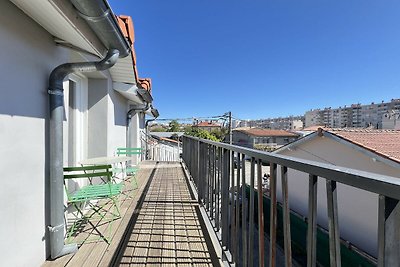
[126,103,150,149]
[48,49,119,259]
[145,118,157,160]
[70,0,130,58]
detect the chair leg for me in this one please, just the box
[66,200,119,244]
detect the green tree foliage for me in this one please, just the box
[168,120,180,132]
[210,128,228,140]
[184,126,220,141]
[151,126,166,132]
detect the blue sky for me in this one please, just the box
[110,0,400,120]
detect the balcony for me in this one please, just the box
[43,136,400,267]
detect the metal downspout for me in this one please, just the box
[48,49,119,259]
[126,103,149,150]
[145,118,157,160]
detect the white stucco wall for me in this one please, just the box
[276,136,400,258]
[0,1,69,266]
[107,83,128,156]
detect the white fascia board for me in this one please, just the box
[11,0,105,56]
[113,82,145,105]
[274,132,319,154]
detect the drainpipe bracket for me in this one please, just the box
[48,89,64,96]
[48,223,64,233]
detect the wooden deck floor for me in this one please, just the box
[114,162,217,266]
[42,162,218,267]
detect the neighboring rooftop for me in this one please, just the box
[327,128,400,163]
[234,128,299,137]
[302,125,326,131]
[195,121,221,127]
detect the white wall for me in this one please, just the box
[276,136,400,258]
[107,81,129,156]
[0,1,69,266]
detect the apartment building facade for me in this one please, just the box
[305,99,400,129]
[240,116,304,130]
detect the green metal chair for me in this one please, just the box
[63,164,123,244]
[114,147,143,190]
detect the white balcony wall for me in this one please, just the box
[276,136,400,258]
[0,1,69,266]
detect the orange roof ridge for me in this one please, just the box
[116,15,152,93]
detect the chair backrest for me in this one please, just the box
[63,164,113,181]
[63,165,113,199]
[116,147,143,156]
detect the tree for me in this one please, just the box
[168,120,180,132]
[185,127,219,141]
[210,128,228,140]
[151,126,166,132]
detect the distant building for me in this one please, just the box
[194,121,221,132]
[275,128,400,257]
[240,116,304,130]
[382,110,400,130]
[305,109,322,127]
[232,128,299,149]
[305,99,400,129]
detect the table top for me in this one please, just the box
[79,156,132,165]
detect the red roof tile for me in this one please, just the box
[235,128,299,137]
[327,128,400,163]
[116,15,152,94]
[195,122,221,127]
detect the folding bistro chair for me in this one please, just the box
[63,164,123,244]
[114,147,143,190]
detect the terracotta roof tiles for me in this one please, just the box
[327,128,400,163]
[116,15,152,93]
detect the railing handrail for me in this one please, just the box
[183,135,400,200]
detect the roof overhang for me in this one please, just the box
[11,0,105,56]
[113,82,145,105]
[11,0,136,84]
[146,107,159,118]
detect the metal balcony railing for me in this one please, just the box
[182,135,400,267]
[141,131,181,162]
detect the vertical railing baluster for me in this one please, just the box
[281,166,292,267]
[211,146,215,220]
[257,159,265,267]
[326,180,341,267]
[241,153,247,267]
[307,174,318,267]
[222,148,230,248]
[205,145,210,211]
[269,163,277,267]
[248,157,256,266]
[230,150,235,258]
[378,195,400,267]
[199,142,203,203]
[235,153,241,264]
[216,147,221,231]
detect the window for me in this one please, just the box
[64,74,88,166]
